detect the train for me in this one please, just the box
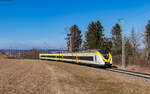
[39,49,112,67]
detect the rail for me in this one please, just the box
[106,68,150,79]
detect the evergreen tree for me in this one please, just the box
[111,24,122,55]
[96,21,104,48]
[70,25,82,52]
[111,24,122,64]
[85,21,104,49]
[145,20,150,61]
[103,38,112,50]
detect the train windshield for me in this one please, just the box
[98,49,110,59]
[98,49,109,54]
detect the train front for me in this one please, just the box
[97,49,112,67]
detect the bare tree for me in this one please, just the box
[64,27,71,51]
[130,28,140,64]
[125,37,133,66]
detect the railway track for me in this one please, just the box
[106,68,150,79]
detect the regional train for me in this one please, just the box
[39,49,112,67]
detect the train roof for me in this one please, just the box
[47,49,109,54]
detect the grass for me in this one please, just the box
[0,58,149,94]
[47,61,150,94]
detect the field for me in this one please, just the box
[0,58,150,94]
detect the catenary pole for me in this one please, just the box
[119,19,125,69]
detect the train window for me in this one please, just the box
[41,55,62,58]
[57,56,62,58]
[98,49,109,59]
[47,56,56,58]
[98,49,109,54]
[40,55,47,57]
[63,56,76,59]
[78,56,93,61]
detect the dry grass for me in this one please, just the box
[0,52,6,59]
[114,64,150,73]
[0,59,149,94]
[50,62,150,94]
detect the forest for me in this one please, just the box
[65,20,150,67]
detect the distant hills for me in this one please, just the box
[0,49,66,54]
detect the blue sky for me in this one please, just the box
[0,0,150,49]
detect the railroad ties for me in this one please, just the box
[106,68,150,79]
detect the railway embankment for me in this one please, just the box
[114,64,150,74]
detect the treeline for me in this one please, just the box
[66,20,150,66]
[6,49,40,59]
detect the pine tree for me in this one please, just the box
[96,21,104,48]
[111,24,122,55]
[145,20,150,61]
[111,24,122,64]
[103,38,112,50]
[85,21,104,49]
[70,25,82,52]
